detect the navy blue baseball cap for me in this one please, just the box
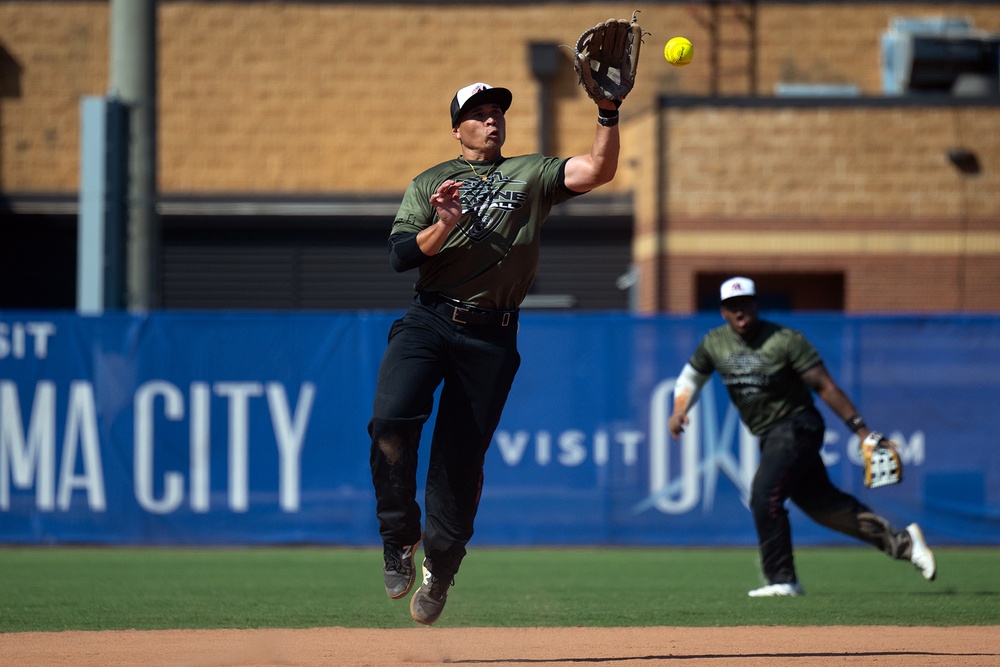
[450,82,512,127]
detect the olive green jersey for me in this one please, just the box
[689,320,823,435]
[391,154,579,310]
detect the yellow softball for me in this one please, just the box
[664,37,693,66]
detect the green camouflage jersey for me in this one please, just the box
[391,154,579,310]
[689,320,823,435]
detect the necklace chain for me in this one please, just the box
[461,156,499,181]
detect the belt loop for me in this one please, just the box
[501,312,511,327]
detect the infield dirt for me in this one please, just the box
[2,626,998,666]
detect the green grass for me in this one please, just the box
[0,546,997,632]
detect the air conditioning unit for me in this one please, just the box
[881,17,1000,95]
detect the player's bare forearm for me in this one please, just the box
[567,12,639,192]
[564,127,620,193]
[818,384,860,421]
[668,391,693,439]
[589,124,621,182]
[416,223,452,256]
[669,363,711,440]
[802,364,867,435]
[418,179,463,255]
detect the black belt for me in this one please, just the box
[415,292,518,327]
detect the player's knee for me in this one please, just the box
[370,419,422,464]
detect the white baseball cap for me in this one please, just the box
[450,82,512,127]
[720,276,756,302]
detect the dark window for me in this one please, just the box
[696,272,844,312]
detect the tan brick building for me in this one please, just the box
[2,1,998,311]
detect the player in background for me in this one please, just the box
[368,82,623,624]
[667,276,936,596]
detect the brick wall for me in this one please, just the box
[5,1,998,193]
[1,2,109,190]
[625,102,1000,312]
[660,104,998,219]
[2,2,999,312]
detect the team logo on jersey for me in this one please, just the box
[720,351,768,397]
[458,172,528,241]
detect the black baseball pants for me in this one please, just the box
[751,406,911,585]
[368,298,520,579]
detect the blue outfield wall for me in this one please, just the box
[0,310,997,547]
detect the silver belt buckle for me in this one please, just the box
[501,312,511,327]
[452,306,471,324]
